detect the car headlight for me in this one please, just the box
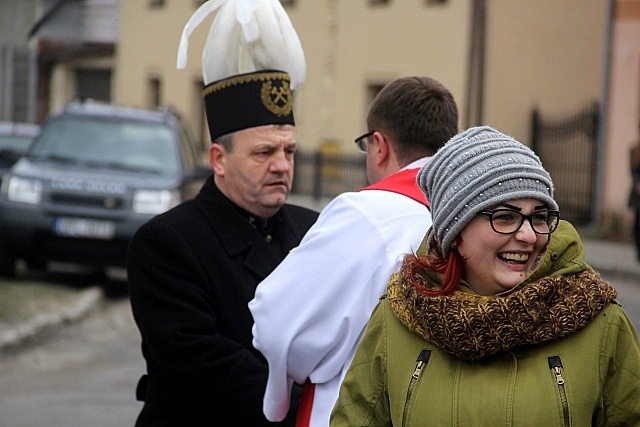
[132,189,181,214]
[2,175,43,204]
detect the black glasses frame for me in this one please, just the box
[354,131,375,154]
[478,209,560,235]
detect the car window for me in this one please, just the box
[29,116,181,177]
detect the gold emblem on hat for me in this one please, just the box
[261,80,292,117]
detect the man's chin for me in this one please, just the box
[267,187,289,201]
[261,192,288,211]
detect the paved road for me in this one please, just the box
[0,294,142,427]
[598,270,640,332]
[0,268,637,427]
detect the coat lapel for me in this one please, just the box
[195,178,304,280]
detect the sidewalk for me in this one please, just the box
[0,281,102,351]
[581,236,640,281]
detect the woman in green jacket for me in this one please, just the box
[331,126,640,426]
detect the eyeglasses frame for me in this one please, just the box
[477,209,560,235]
[354,130,375,154]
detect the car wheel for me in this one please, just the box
[25,259,47,275]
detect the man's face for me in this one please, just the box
[210,124,296,218]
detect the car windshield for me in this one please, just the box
[28,115,180,177]
[0,135,34,154]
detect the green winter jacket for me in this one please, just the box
[330,221,640,426]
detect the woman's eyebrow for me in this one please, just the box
[498,203,521,211]
[493,203,549,211]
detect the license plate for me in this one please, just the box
[54,217,116,240]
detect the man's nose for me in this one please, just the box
[270,151,292,172]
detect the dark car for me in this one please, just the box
[0,99,211,278]
[0,121,40,184]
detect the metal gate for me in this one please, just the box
[292,150,367,200]
[531,102,599,226]
[0,45,37,123]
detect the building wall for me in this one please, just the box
[605,1,640,224]
[483,0,607,144]
[113,1,206,138]
[113,0,612,149]
[284,1,471,151]
[112,0,472,151]
[111,0,640,230]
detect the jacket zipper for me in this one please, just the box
[402,349,431,427]
[548,356,570,427]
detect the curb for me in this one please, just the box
[0,286,103,351]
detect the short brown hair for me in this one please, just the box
[367,76,458,165]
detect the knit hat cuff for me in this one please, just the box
[438,176,558,255]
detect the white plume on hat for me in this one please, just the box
[176,0,306,89]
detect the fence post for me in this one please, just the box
[530,107,539,151]
[312,151,323,201]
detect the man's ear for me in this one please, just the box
[372,132,389,166]
[210,143,226,176]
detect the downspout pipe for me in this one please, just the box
[593,0,615,228]
[465,0,485,128]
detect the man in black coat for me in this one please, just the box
[127,3,317,425]
[128,172,316,425]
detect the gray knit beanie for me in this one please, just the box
[417,125,558,257]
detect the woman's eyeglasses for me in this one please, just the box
[478,209,560,235]
[354,131,375,154]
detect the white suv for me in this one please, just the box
[0,99,210,278]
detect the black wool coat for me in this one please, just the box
[127,177,318,426]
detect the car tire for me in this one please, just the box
[25,259,47,275]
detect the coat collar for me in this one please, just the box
[194,177,305,278]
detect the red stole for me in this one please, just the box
[360,167,429,207]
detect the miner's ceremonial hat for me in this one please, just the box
[176,0,306,141]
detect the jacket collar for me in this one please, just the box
[388,220,617,361]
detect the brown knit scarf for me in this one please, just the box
[388,269,618,361]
